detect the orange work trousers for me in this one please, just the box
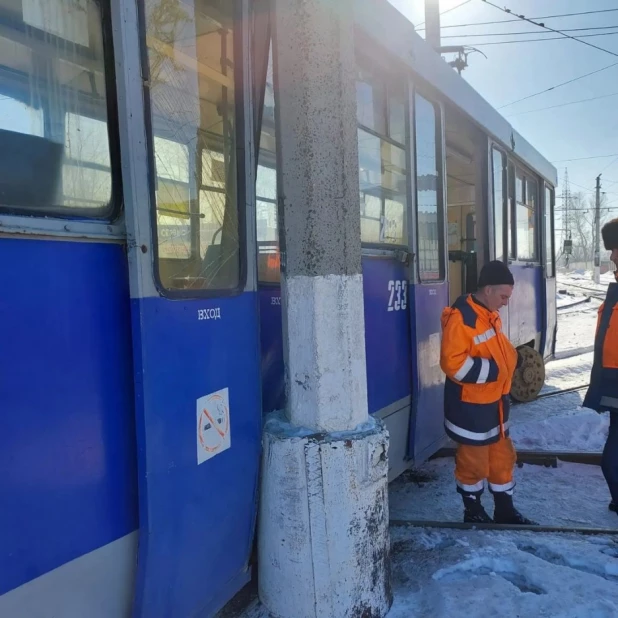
[455,436,516,494]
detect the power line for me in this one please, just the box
[456,31,618,47]
[416,0,472,29]
[552,154,618,163]
[481,0,618,59]
[505,91,618,117]
[601,155,618,174]
[417,8,618,31]
[497,61,618,109]
[443,24,618,39]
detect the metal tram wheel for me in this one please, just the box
[511,345,545,403]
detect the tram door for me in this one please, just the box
[407,93,449,462]
[120,2,263,616]
[542,185,557,358]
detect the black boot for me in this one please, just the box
[493,492,538,525]
[462,493,493,524]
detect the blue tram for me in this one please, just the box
[0,0,555,616]
[256,1,557,480]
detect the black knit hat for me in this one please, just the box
[602,218,618,250]
[478,260,515,288]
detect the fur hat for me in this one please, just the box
[602,218,618,251]
[478,260,514,288]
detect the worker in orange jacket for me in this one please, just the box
[584,218,618,515]
[440,260,536,524]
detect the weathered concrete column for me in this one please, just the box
[258,0,391,617]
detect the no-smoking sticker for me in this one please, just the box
[196,388,231,465]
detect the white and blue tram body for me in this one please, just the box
[0,0,556,616]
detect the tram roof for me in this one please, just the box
[355,0,558,187]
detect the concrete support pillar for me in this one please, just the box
[257,0,391,616]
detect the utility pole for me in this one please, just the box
[562,168,572,269]
[594,174,602,284]
[258,1,391,617]
[425,0,441,49]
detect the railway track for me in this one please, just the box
[431,448,600,468]
[390,519,618,535]
[535,384,589,400]
[557,297,592,312]
[559,281,607,301]
[400,448,615,536]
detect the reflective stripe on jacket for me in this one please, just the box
[440,295,518,446]
[584,282,618,412]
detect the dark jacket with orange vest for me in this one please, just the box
[584,279,618,413]
[440,295,518,446]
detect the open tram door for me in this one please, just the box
[406,91,450,462]
[541,184,557,359]
[115,0,262,616]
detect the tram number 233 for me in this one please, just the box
[387,280,408,312]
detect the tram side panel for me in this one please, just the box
[0,237,138,613]
[508,265,543,349]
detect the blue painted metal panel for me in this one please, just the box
[0,237,137,596]
[132,292,262,618]
[543,277,557,358]
[508,264,542,348]
[408,282,449,462]
[259,287,284,414]
[257,256,412,418]
[362,256,412,414]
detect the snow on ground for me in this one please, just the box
[389,527,618,618]
[555,305,600,357]
[228,276,617,618]
[389,458,614,529]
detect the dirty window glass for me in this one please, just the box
[144,0,240,292]
[516,174,538,261]
[256,45,280,283]
[0,0,113,217]
[492,148,506,262]
[356,67,408,246]
[415,94,444,281]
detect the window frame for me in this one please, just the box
[0,0,123,223]
[413,90,446,284]
[508,160,541,263]
[490,145,507,263]
[544,184,556,278]
[137,0,248,299]
[356,56,410,251]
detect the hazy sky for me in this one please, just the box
[388,0,618,233]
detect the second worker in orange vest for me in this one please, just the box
[440,260,537,525]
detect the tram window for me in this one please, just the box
[356,67,408,246]
[507,162,515,259]
[143,0,240,292]
[492,148,506,262]
[256,46,280,284]
[545,186,555,277]
[516,174,538,261]
[415,94,444,282]
[356,69,387,135]
[0,0,113,217]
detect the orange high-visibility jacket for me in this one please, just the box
[440,295,518,445]
[584,281,618,412]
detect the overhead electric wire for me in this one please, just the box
[416,8,618,31]
[481,0,618,59]
[551,154,618,163]
[497,61,618,109]
[504,91,618,117]
[443,24,618,39]
[455,31,618,47]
